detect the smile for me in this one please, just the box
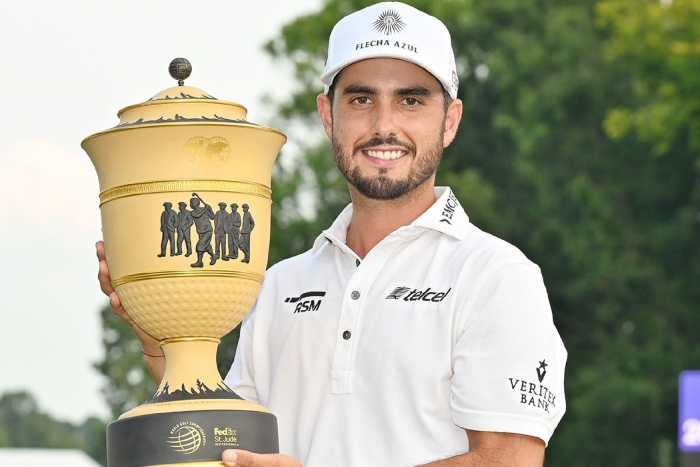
[363,150,407,160]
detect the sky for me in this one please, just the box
[0,0,322,423]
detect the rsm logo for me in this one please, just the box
[284,291,326,314]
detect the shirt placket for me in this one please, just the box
[329,234,406,394]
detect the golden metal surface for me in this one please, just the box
[99,179,272,205]
[161,337,221,345]
[81,121,287,144]
[117,98,247,117]
[119,398,270,419]
[111,270,265,288]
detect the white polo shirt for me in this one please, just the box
[225,187,567,467]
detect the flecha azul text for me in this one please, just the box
[355,40,418,53]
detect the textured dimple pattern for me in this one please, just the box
[116,277,261,339]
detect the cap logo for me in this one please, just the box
[373,8,406,35]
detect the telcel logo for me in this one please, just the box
[386,287,451,302]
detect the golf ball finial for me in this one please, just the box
[169,58,192,86]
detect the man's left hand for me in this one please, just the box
[222,449,302,467]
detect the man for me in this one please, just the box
[189,196,218,268]
[175,201,193,257]
[227,203,241,260]
[157,202,177,257]
[215,202,231,261]
[97,3,566,466]
[240,203,255,264]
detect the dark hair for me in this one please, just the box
[326,69,344,106]
[327,69,453,113]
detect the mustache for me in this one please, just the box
[353,137,415,155]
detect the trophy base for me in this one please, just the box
[107,400,278,467]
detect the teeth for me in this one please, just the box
[367,150,404,160]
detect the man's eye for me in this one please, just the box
[404,97,419,106]
[354,96,370,104]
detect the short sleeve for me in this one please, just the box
[451,263,567,445]
[224,304,260,404]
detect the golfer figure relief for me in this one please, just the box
[158,202,177,257]
[240,203,255,264]
[175,201,193,257]
[189,193,217,268]
[214,202,230,262]
[227,203,241,260]
[156,194,254,267]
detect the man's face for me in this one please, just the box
[190,199,199,209]
[317,58,462,200]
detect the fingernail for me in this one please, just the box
[222,450,238,465]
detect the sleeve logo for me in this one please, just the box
[536,359,548,383]
[508,359,557,413]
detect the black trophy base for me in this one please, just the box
[107,409,278,467]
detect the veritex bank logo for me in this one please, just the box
[285,291,326,313]
[507,359,558,413]
[386,286,451,302]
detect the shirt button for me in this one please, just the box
[351,291,360,300]
[343,330,352,340]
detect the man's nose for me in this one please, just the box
[370,101,398,138]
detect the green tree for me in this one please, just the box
[94,304,156,418]
[0,391,107,465]
[599,0,700,155]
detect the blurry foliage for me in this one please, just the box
[94,304,156,418]
[0,391,107,465]
[598,0,700,156]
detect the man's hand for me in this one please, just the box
[96,241,163,359]
[222,450,301,467]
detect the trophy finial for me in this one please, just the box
[169,58,192,86]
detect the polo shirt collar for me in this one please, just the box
[311,187,470,254]
[410,187,469,240]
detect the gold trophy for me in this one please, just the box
[82,58,286,466]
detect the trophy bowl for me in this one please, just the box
[82,59,286,467]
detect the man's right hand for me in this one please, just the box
[222,450,302,467]
[96,241,162,358]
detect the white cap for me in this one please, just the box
[321,2,459,99]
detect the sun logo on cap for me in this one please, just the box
[373,9,406,35]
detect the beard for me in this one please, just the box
[332,129,445,200]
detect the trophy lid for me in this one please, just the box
[83,58,285,142]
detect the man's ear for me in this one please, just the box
[317,93,334,141]
[443,98,463,148]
